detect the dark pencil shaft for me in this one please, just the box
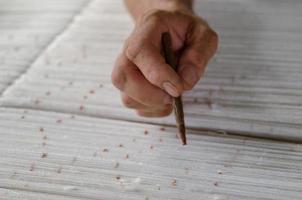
[161,32,186,145]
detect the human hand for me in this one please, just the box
[112,9,218,117]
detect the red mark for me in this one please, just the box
[116,175,121,180]
[89,90,95,94]
[214,182,218,186]
[160,127,166,131]
[79,105,84,111]
[114,162,119,168]
[56,119,62,123]
[41,153,48,158]
[29,163,35,171]
[34,99,40,105]
[39,127,44,132]
[57,167,62,174]
[118,144,124,148]
[103,149,109,152]
[150,145,154,150]
[144,130,148,135]
[171,179,177,187]
[125,154,129,159]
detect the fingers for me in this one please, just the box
[112,53,172,107]
[121,93,172,117]
[136,106,173,118]
[179,25,218,90]
[125,36,183,97]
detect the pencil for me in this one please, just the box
[161,32,187,145]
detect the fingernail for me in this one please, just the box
[164,94,172,105]
[163,82,179,97]
[181,67,198,88]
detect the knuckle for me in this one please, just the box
[204,28,218,46]
[141,9,164,23]
[125,39,144,62]
[111,67,126,91]
[147,70,161,86]
[121,95,135,108]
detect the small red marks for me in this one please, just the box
[214,182,218,186]
[150,145,154,150]
[45,91,51,96]
[57,167,62,174]
[125,154,129,159]
[89,90,95,94]
[29,163,35,171]
[144,130,148,135]
[79,105,84,111]
[114,162,119,168]
[56,119,62,124]
[115,175,121,180]
[102,149,109,152]
[171,179,177,187]
[34,99,40,105]
[118,144,124,148]
[160,127,166,131]
[43,136,47,140]
[41,153,48,158]
[39,127,44,132]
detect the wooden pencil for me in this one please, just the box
[161,32,187,145]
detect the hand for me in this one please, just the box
[112,9,218,117]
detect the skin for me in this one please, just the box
[112,0,218,117]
